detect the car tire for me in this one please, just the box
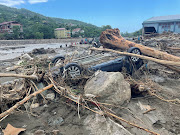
[64,63,82,78]
[128,47,141,64]
[51,56,65,66]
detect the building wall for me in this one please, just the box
[174,22,180,33]
[0,22,23,33]
[143,21,180,34]
[158,22,174,33]
[55,30,64,39]
[54,29,71,39]
[66,30,71,38]
[143,23,159,32]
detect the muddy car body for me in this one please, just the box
[52,47,143,78]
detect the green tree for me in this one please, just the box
[132,28,142,37]
[38,25,54,39]
[4,32,13,40]
[101,25,112,31]
[34,32,44,39]
[0,33,5,39]
[12,26,21,39]
[72,33,79,38]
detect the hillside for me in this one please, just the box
[0,4,110,39]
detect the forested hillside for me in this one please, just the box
[0,4,111,39]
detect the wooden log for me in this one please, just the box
[163,65,180,73]
[0,73,38,80]
[100,29,180,62]
[167,47,180,50]
[90,47,180,67]
[143,108,156,114]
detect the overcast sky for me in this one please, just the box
[1,0,180,32]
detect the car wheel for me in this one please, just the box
[64,63,82,78]
[52,56,65,67]
[128,47,141,63]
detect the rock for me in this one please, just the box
[150,75,165,83]
[34,130,45,135]
[31,48,55,55]
[20,53,33,61]
[84,71,131,105]
[51,130,60,135]
[43,104,48,108]
[46,93,55,100]
[48,117,64,126]
[31,103,40,109]
[31,48,46,54]
[84,114,133,135]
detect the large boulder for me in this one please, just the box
[84,71,131,105]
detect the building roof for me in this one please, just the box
[72,28,81,32]
[55,28,65,31]
[0,21,18,25]
[143,14,180,24]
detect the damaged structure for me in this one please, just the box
[142,14,180,35]
[0,21,23,33]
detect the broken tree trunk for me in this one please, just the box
[90,47,180,67]
[0,73,38,80]
[100,29,180,62]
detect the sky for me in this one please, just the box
[1,0,180,32]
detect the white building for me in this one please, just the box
[142,14,180,34]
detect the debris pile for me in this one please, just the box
[0,78,26,111]
[0,29,180,135]
[144,31,180,40]
[31,48,55,55]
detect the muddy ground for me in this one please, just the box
[0,35,180,135]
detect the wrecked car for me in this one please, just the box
[51,47,143,78]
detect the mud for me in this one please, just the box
[0,43,71,60]
[0,98,92,135]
